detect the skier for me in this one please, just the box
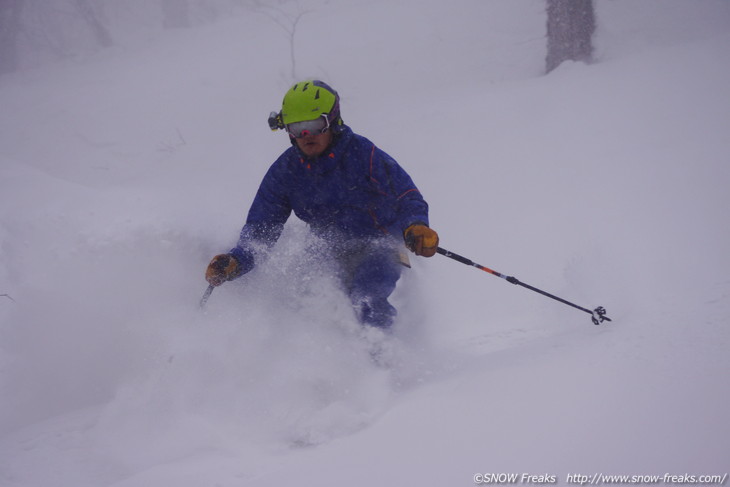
[205,79,438,328]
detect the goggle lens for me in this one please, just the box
[286,115,329,139]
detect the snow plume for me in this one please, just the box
[0,154,441,482]
[84,223,440,470]
[1,182,434,460]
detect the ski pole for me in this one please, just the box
[199,284,214,309]
[436,247,611,325]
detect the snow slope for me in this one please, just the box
[1,1,729,485]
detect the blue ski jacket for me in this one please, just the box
[230,125,429,272]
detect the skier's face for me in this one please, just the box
[295,129,333,158]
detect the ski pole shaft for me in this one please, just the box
[436,247,611,325]
[200,284,214,309]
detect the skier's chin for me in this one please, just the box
[301,142,325,157]
[295,131,332,158]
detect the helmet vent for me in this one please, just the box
[314,89,320,100]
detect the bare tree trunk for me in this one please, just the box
[0,0,24,75]
[162,0,191,29]
[545,0,595,74]
[254,3,309,81]
[76,0,112,48]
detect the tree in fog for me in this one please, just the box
[0,0,24,75]
[76,0,112,47]
[254,2,310,80]
[3,0,253,72]
[545,0,595,74]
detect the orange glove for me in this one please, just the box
[205,254,241,286]
[404,224,439,257]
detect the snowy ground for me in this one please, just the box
[1,1,729,486]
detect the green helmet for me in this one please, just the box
[280,80,341,125]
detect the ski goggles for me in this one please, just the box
[286,115,330,139]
